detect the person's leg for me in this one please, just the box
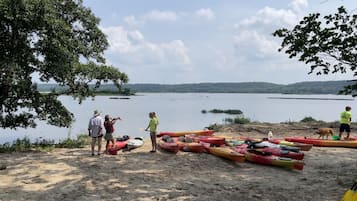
[91,137,96,156]
[97,136,102,155]
[105,140,110,153]
[152,132,157,151]
[150,132,156,152]
[339,124,344,139]
[346,125,351,139]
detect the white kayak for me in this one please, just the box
[126,137,144,151]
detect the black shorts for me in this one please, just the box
[339,124,351,133]
[150,132,157,137]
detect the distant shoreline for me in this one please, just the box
[268,97,354,101]
[37,80,353,95]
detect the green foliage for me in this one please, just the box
[273,6,357,96]
[0,137,31,152]
[300,116,326,123]
[55,134,89,148]
[208,109,243,115]
[0,0,128,129]
[300,116,317,122]
[0,134,90,152]
[234,116,251,124]
[206,124,219,132]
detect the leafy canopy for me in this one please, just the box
[0,0,128,129]
[273,6,357,95]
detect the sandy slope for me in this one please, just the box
[0,123,356,201]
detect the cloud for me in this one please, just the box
[237,6,299,29]
[101,26,191,69]
[234,30,280,58]
[195,8,215,20]
[143,10,180,22]
[289,0,308,12]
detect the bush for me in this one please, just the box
[0,134,90,153]
[206,124,220,132]
[223,118,234,123]
[300,116,317,122]
[234,116,251,124]
[55,134,89,148]
[0,137,31,153]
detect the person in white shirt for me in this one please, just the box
[88,110,104,156]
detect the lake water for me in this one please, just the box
[1,93,355,143]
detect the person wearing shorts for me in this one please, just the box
[104,115,121,154]
[88,110,104,156]
[145,112,158,152]
[339,106,352,140]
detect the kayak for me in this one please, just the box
[285,136,357,148]
[235,144,304,160]
[341,179,357,201]
[158,139,180,153]
[108,138,130,155]
[206,146,245,163]
[158,130,214,137]
[185,135,226,146]
[268,139,313,151]
[175,139,206,153]
[126,137,144,151]
[243,150,304,170]
[245,140,301,153]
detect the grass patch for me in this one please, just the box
[0,134,90,153]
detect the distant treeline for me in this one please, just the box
[37,80,353,95]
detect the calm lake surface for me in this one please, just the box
[1,93,355,143]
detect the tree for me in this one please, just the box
[273,6,357,95]
[0,0,128,129]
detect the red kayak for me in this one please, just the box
[185,135,225,146]
[175,138,206,153]
[236,146,304,170]
[158,139,180,153]
[108,138,130,155]
[158,130,214,137]
[235,144,304,160]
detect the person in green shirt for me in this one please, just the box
[339,106,352,140]
[145,112,159,152]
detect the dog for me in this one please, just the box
[315,128,334,139]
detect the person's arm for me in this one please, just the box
[145,121,150,131]
[111,117,121,124]
[88,119,92,136]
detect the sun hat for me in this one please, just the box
[94,110,101,116]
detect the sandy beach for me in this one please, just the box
[1,122,356,201]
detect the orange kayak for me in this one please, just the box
[207,146,245,163]
[285,136,357,148]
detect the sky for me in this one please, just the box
[82,0,357,84]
